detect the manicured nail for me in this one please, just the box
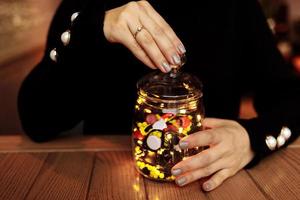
[172,54,181,65]
[162,62,171,72]
[176,177,187,186]
[203,181,213,191]
[177,44,186,54]
[171,168,182,176]
[179,141,188,149]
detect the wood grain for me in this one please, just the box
[144,178,207,200]
[247,150,300,200]
[0,153,48,200]
[207,170,267,200]
[88,151,147,200]
[0,135,131,152]
[279,148,300,172]
[26,152,94,200]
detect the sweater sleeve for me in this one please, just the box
[18,0,130,142]
[234,0,300,167]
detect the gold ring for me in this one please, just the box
[134,26,144,39]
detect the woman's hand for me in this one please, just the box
[171,118,254,191]
[103,1,185,73]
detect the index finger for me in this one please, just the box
[138,0,186,54]
[179,129,221,149]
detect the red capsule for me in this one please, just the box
[134,130,144,140]
[146,114,158,124]
[162,113,174,120]
[180,116,191,128]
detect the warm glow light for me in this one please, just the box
[178,127,183,133]
[144,108,152,113]
[132,184,140,192]
[166,134,172,140]
[197,122,202,127]
[196,114,201,122]
[183,82,190,89]
[148,151,155,157]
[137,140,143,145]
[293,56,300,73]
[179,109,187,114]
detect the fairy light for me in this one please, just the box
[148,151,155,157]
[135,105,140,110]
[178,127,183,134]
[132,184,140,192]
[133,105,204,181]
[166,133,172,140]
[144,108,152,113]
[179,109,187,114]
[137,140,143,145]
[196,114,201,122]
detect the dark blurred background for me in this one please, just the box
[0,0,299,134]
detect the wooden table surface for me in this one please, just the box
[0,134,299,200]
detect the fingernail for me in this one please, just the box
[172,54,181,65]
[203,181,213,191]
[176,177,187,186]
[179,141,188,149]
[171,168,182,176]
[162,62,171,73]
[177,44,186,54]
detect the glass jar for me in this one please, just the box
[132,70,205,181]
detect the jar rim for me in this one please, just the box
[138,88,203,104]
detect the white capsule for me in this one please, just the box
[61,30,71,46]
[146,135,161,150]
[71,12,80,23]
[280,127,291,140]
[265,135,277,151]
[49,48,58,62]
[152,118,167,130]
[277,135,286,148]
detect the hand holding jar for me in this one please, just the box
[171,118,254,191]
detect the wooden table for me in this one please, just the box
[0,134,299,200]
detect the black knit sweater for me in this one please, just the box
[18,0,300,167]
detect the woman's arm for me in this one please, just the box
[171,0,299,191]
[18,0,186,142]
[18,0,129,142]
[235,0,300,167]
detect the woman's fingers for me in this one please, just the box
[179,128,221,150]
[172,145,226,175]
[104,1,185,72]
[134,27,172,72]
[137,1,186,55]
[122,29,156,69]
[120,7,169,72]
[138,10,181,66]
[202,169,234,191]
[174,159,226,187]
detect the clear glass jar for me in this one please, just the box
[132,70,205,181]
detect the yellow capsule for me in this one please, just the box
[159,173,165,179]
[148,151,155,157]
